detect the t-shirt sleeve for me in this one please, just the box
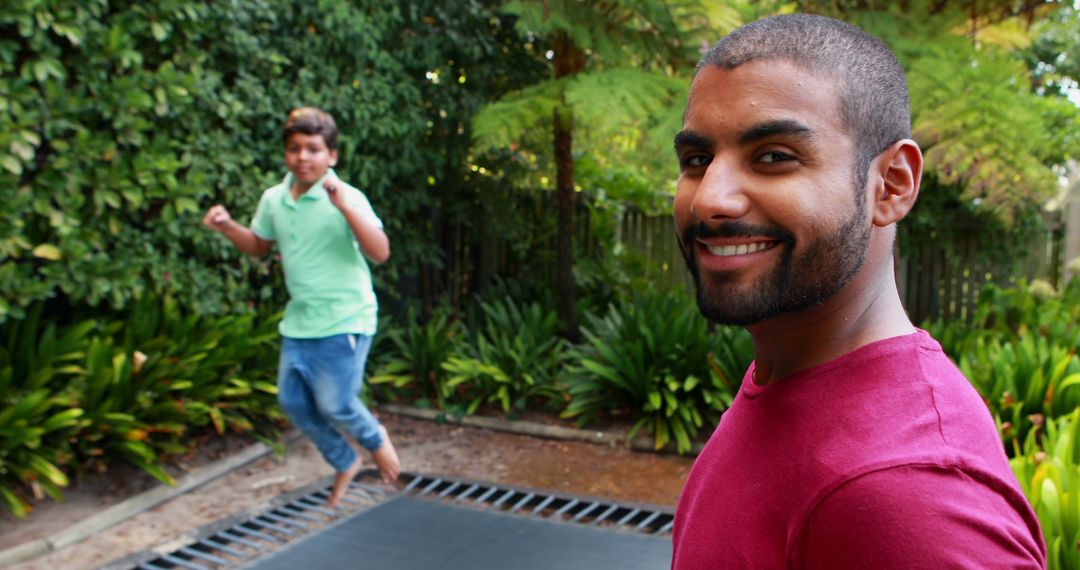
[793,464,1045,570]
[250,192,276,241]
[345,188,383,229]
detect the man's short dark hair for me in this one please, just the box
[282,107,338,151]
[700,14,910,190]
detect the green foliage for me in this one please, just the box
[562,291,750,453]
[929,279,1080,449]
[0,297,281,517]
[368,308,464,409]
[0,0,547,323]
[843,3,1080,230]
[1011,409,1080,570]
[442,296,567,416]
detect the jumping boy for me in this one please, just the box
[203,107,400,507]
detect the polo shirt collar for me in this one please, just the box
[281,169,336,205]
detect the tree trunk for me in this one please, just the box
[553,106,578,340]
[552,32,584,340]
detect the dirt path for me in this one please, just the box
[2,413,695,570]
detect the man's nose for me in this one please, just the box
[690,159,750,222]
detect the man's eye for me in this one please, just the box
[682,155,711,168]
[758,151,795,164]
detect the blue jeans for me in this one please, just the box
[277,334,383,472]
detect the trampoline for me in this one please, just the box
[110,471,675,570]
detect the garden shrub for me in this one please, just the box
[442,295,567,416]
[1011,409,1080,570]
[561,290,751,454]
[367,307,464,410]
[929,279,1080,448]
[0,296,282,518]
[0,0,544,322]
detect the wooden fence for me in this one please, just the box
[617,210,1069,325]
[402,193,1070,326]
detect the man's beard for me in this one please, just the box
[679,203,870,327]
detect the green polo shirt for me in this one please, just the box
[250,169,383,338]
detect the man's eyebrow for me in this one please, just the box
[738,119,815,145]
[673,130,712,152]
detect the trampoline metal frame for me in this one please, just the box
[108,470,675,570]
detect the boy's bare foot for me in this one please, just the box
[327,457,363,508]
[372,424,400,483]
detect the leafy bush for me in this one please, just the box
[957,335,1080,450]
[1011,409,1080,570]
[442,296,566,416]
[562,291,750,453]
[929,279,1080,448]
[0,304,90,517]
[368,308,464,409]
[0,297,282,517]
[0,0,545,322]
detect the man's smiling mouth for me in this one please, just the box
[703,241,779,257]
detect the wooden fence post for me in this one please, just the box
[1065,178,1080,283]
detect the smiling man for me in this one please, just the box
[670,14,1045,569]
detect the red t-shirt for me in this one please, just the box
[671,330,1045,569]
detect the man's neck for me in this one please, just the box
[746,264,915,386]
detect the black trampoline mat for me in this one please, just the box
[241,495,672,570]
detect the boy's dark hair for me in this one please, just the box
[700,14,910,193]
[282,107,338,151]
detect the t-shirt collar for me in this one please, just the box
[281,168,335,204]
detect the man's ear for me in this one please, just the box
[870,139,922,227]
[330,149,339,167]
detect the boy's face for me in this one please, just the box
[284,132,337,188]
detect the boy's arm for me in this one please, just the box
[203,205,274,257]
[341,207,390,263]
[324,179,390,264]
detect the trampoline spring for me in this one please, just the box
[294,497,336,516]
[199,537,247,558]
[351,482,389,495]
[138,562,172,570]
[262,510,311,530]
[437,481,463,498]
[160,552,211,570]
[472,486,500,504]
[277,505,322,523]
[420,478,444,495]
[402,475,427,492]
[178,546,230,566]
[530,495,556,514]
[508,492,536,513]
[216,530,267,551]
[230,523,284,544]
[313,489,359,505]
[249,517,296,536]
[573,502,603,521]
[635,511,662,530]
[491,489,517,508]
[338,494,361,505]
[452,483,481,502]
[591,504,621,525]
[657,519,675,534]
[554,499,580,516]
[615,508,642,526]
[347,486,374,500]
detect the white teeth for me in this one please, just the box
[707,242,771,257]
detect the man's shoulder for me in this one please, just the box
[795,462,1044,567]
